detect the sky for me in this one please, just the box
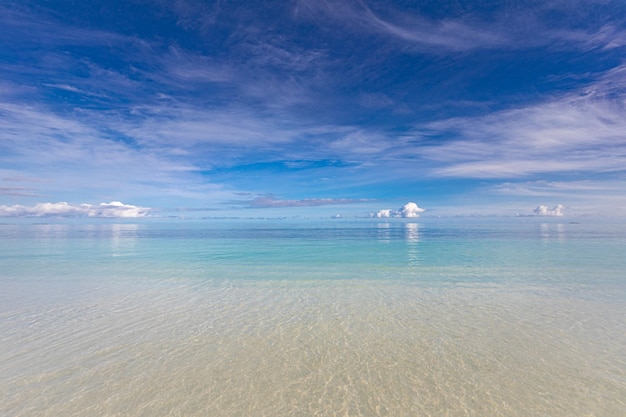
[1,0,626,219]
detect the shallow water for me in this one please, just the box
[1,219,625,416]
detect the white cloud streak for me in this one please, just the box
[365,11,503,51]
[417,69,626,178]
[0,186,40,197]
[0,100,239,204]
[0,6,133,48]
[0,201,151,218]
[123,105,297,149]
[296,0,626,52]
[494,180,626,197]
[295,0,503,51]
[246,196,372,208]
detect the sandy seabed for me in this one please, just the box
[2,279,625,417]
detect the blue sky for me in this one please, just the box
[1,0,626,218]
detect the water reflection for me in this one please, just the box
[539,223,566,243]
[405,223,421,265]
[31,224,70,240]
[377,223,391,243]
[110,224,139,257]
[29,224,71,256]
[404,223,420,243]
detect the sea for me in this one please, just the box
[1,217,625,416]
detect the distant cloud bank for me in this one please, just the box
[0,201,151,218]
[372,202,425,218]
[533,204,564,217]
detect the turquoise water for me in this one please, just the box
[1,218,625,416]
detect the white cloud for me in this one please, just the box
[533,204,564,217]
[0,201,151,218]
[0,100,239,203]
[418,73,626,178]
[372,201,425,218]
[373,208,393,218]
[400,202,426,218]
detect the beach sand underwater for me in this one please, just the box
[1,218,625,416]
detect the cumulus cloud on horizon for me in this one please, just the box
[0,201,151,218]
[533,204,564,217]
[372,202,425,218]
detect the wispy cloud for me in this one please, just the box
[245,196,372,208]
[493,180,626,197]
[295,0,626,52]
[154,46,235,85]
[0,100,235,204]
[328,130,397,156]
[583,24,626,50]
[0,201,151,218]
[0,187,41,197]
[294,0,501,51]
[417,69,626,178]
[363,10,503,51]
[0,5,133,47]
[150,0,222,31]
[122,104,297,149]
[0,175,47,198]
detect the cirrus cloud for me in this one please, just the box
[245,196,372,208]
[419,72,626,179]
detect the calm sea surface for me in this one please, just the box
[1,218,625,416]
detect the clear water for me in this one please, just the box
[1,218,625,416]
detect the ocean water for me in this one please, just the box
[1,218,625,416]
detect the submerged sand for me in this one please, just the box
[2,279,624,417]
